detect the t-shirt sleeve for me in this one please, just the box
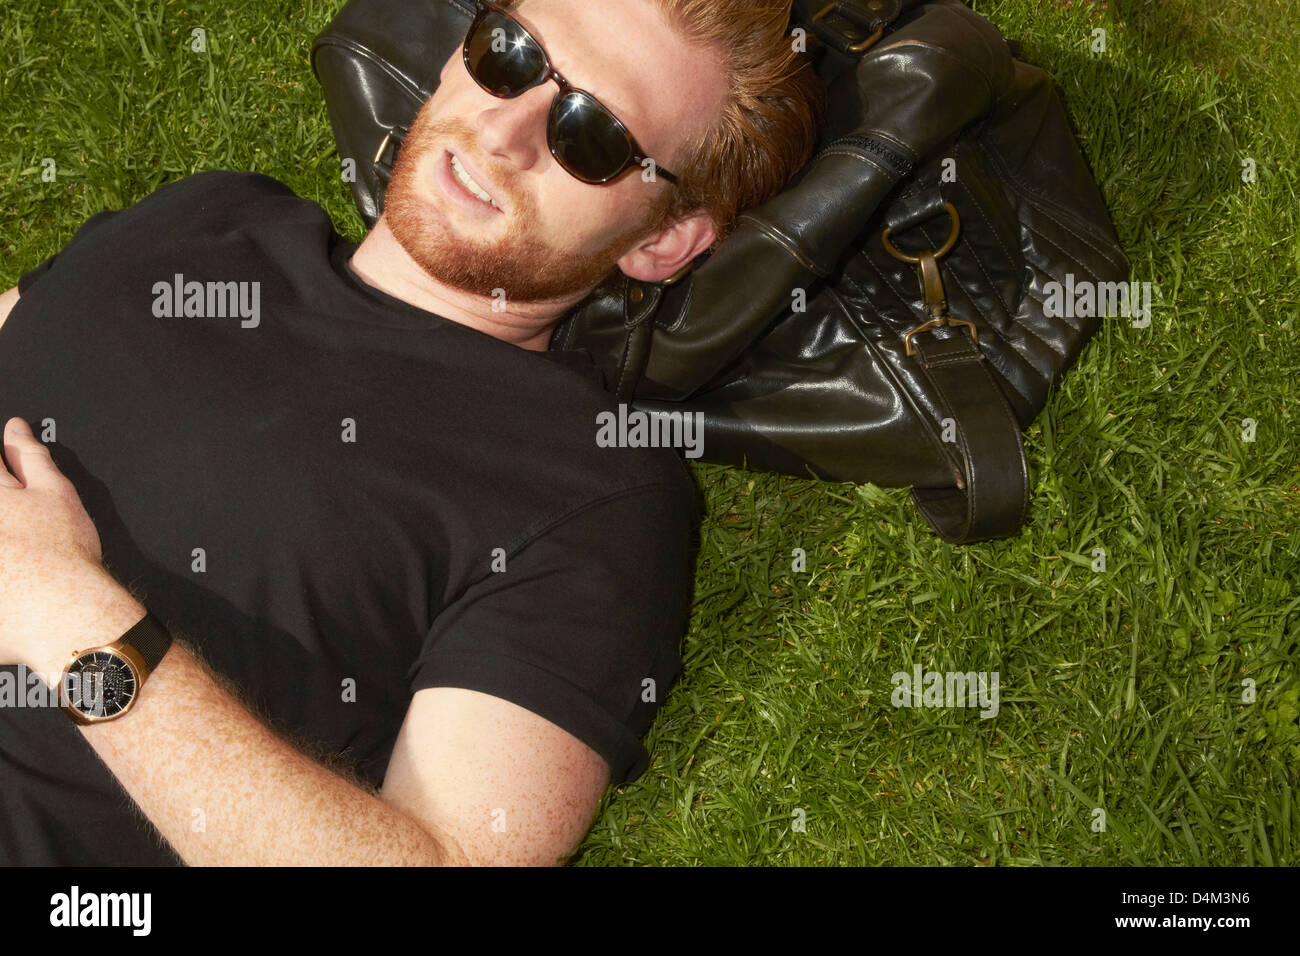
[17,209,121,294]
[408,479,697,785]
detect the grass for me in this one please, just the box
[2,0,1296,866]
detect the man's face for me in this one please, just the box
[381,0,726,305]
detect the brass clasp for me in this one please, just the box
[902,315,979,356]
[881,202,977,355]
[811,4,885,53]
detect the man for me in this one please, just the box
[0,0,823,865]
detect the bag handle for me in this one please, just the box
[624,1,1013,401]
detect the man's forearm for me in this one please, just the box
[36,582,464,866]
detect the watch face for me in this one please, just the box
[64,650,139,720]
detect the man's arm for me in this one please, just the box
[0,286,17,332]
[28,575,610,867]
[3,418,611,866]
[42,600,610,866]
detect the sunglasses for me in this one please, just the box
[462,1,680,186]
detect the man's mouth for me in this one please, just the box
[448,152,501,210]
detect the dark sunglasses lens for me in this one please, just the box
[465,11,546,94]
[550,92,633,183]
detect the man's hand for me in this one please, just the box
[0,416,128,675]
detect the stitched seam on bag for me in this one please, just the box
[951,178,1017,314]
[941,182,1065,384]
[818,148,895,180]
[1018,280,1077,336]
[857,127,918,164]
[1019,198,1122,280]
[734,214,826,276]
[952,226,1065,370]
[958,240,1064,372]
[1018,262,1087,338]
[923,350,982,368]
[312,36,425,103]
[655,280,694,333]
[836,266,877,304]
[976,126,1128,274]
[615,336,637,398]
[937,259,1045,407]
[998,169,1129,276]
[1019,217,1097,286]
[822,136,914,179]
[1018,224,1103,334]
[1021,255,1083,334]
[1006,179,1129,277]
[1026,259,1112,342]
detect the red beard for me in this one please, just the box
[382,104,665,304]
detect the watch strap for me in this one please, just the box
[117,612,174,674]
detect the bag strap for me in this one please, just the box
[883,184,1029,543]
[910,334,1030,543]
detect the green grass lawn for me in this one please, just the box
[2,0,1296,865]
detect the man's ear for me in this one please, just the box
[617,209,716,283]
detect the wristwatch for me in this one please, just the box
[61,612,174,725]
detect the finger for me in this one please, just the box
[2,417,56,488]
[0,448,16,487]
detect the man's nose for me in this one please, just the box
[472,81,555,172]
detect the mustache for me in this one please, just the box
[414,113,519,199]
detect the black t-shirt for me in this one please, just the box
[0,171,696,865]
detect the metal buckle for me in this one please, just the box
[372,127,408,171]
[880,201,961,263]
[811,3,885,54]
[880,201,978,356]
[902,315,979,356]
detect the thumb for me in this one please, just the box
[2,417,55,488]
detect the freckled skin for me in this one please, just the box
[381,687,611,866]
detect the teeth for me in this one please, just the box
[451,155,497,207]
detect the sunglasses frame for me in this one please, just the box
[462,1,680,186]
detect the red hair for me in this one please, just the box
[500,0,827,253]
[645,0,827,252]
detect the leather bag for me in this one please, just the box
[311,0,1131,543]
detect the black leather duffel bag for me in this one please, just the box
[312,0,1132,543]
